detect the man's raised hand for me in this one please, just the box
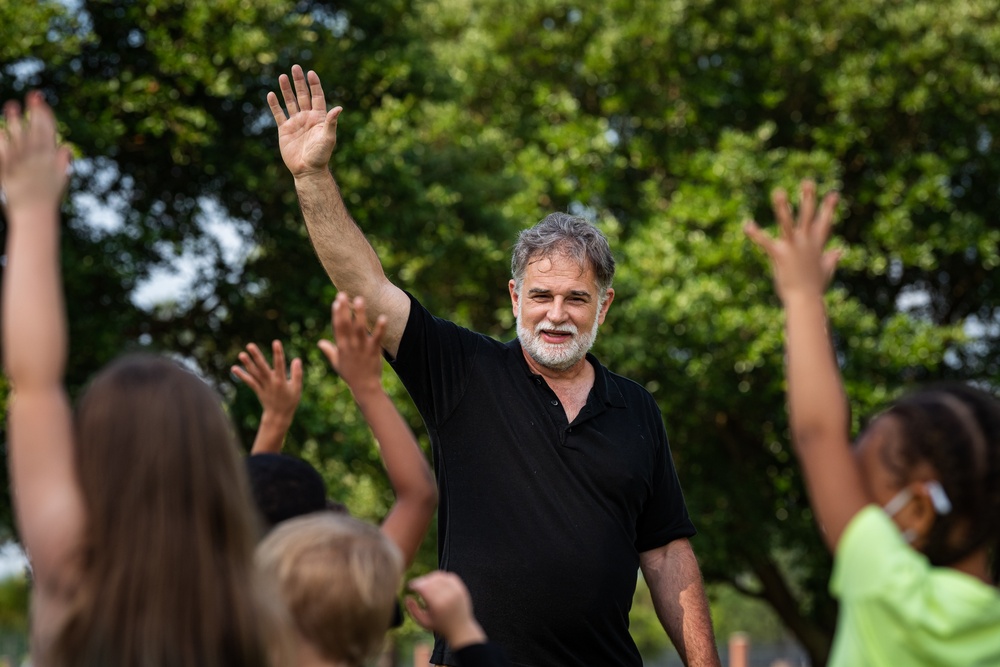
[267,65,341,179]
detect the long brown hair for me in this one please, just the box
[51,354,285,666]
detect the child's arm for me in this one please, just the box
[0,94,84,587]
[318,293,437,567]
[232,340,303,454]
[745,180,869,550]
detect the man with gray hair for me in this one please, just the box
[269,65,720,667]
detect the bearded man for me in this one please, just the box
[268,64,720,667]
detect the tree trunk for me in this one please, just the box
[746,552,834,667]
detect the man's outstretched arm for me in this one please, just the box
[640,538,721,667]
[268,65,410,355]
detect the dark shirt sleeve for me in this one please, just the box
[634,392,696,553]
[454,642,511,667]
[389,291,482,429]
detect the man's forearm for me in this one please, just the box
[641,539,721,667]
[294,170,388,298]
[293,170,411,354]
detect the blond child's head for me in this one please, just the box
[257,513,403,666]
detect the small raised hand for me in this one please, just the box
[233,340,303,454]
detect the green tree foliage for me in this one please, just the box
[0,575,29,634]
[424,2,999,663]
[3,2,1000,665]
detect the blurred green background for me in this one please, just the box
[3,1,1000,665]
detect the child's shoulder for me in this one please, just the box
[829,506,1000,667]
[834,505,998,598]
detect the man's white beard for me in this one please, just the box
[516,301,601,372]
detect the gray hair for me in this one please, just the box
[510,212,616,293]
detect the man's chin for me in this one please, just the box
[527,346,584,372]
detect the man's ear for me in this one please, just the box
[509,279,519,319]
[597,288,615,325]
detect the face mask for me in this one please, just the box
[882,480,952,543]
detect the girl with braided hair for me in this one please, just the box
[746,181,1000,666]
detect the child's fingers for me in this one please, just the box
[771,188,794,239]
[317,339,340,370]
[242,344,267,375]
[743,221,775,256]
[26,93,56,149]
[813,191,840,243]
[289,357,303,390]
[331,293,353,343]
[351,295,369,346]
[272,339,286,374]
[821,248,842,284]
[797,180,816,232]
[235,354,265,389]
[404,595,432,629]
[56,146,72,177]
[4,101,22,147]
[370,314,388,348]
[237,351,259,378]
[231,365,262,394]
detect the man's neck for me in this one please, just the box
[520,347,594,387]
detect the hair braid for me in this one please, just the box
[887,383,1000,577]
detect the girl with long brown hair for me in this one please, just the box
[1,93,288,666]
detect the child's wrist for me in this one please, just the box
[445,619,487,650]
[5,202,61,229]
[259,408,294,430]
[349,379,385,400]
[780,287,825,306]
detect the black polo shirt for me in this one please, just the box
[390,294,696,667]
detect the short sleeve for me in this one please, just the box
[634,393,696,552]
[389,292,483,428]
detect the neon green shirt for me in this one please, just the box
[829,505,1000,666]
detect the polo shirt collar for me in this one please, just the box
[505,337,628,409]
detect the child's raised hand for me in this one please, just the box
[318,293,387,395]
[232,340,303,413]
[405,571,486,649]
[233,340,302,455]
[744,180,842,302]
[0,92,72,216]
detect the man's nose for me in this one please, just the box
[547,297,567,322]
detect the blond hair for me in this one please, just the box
[257,513,404,666]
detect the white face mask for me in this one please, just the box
[882,480,952,544]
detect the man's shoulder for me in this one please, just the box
[401,292,519,377]
[590,354,658,409]
[406,292,509,344]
